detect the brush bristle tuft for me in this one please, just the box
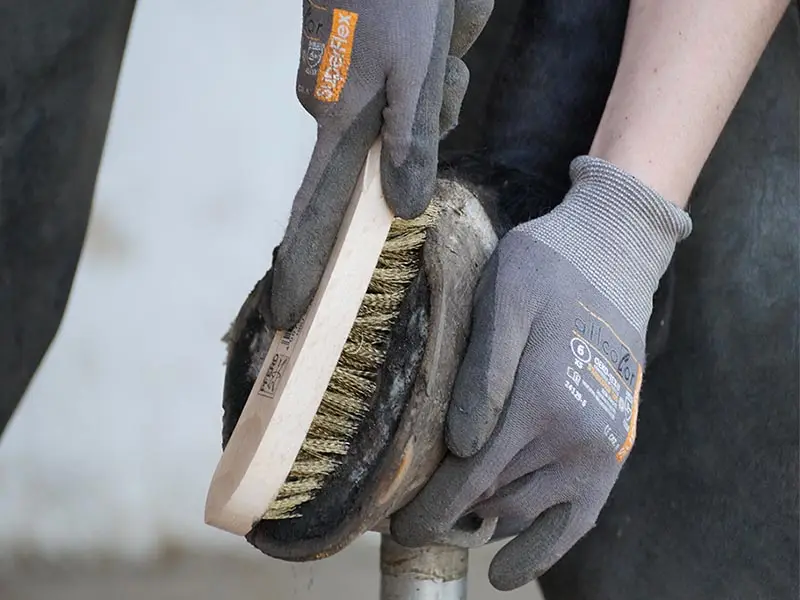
[263,202,441,520]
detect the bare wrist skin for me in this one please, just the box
[589,0,790,209]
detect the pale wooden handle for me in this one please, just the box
[205,139,394,536]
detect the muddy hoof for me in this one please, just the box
[219,170,504,562]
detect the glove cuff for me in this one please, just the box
[568,155,693,244]
[519,155,693,337]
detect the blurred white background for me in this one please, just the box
[0,0,317,559]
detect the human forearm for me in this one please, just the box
[589,0,790,209]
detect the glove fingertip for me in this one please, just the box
[488,503,574,591]
[439,56,470,137]
[487,539,544,592]
[388,516,424,548]
[390,502,443,549]
[270,303,303,333]
[445,343,506,457]
[270,292,306,333]
[445,408,491,458]
[380,146,437,220]
[270,255,314,332]
[451,0,495,58]
[488,560,536,593]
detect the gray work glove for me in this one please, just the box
[269,0,494,330]
[391,156,693,591]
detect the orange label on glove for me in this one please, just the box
[615,364,642,463]
[314,9,358,103]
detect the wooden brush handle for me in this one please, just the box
[205,140,394,536]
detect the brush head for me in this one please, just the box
[264,207,440,521]
[220,172,504,561]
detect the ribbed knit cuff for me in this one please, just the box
[519,155,693,336]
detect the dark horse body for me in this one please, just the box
[2,2,797,598]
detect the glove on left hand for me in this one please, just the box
[269,0,494,330]
[391,156,693,591]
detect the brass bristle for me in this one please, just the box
[263,201,441,520]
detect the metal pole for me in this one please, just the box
[379,534,468,600]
